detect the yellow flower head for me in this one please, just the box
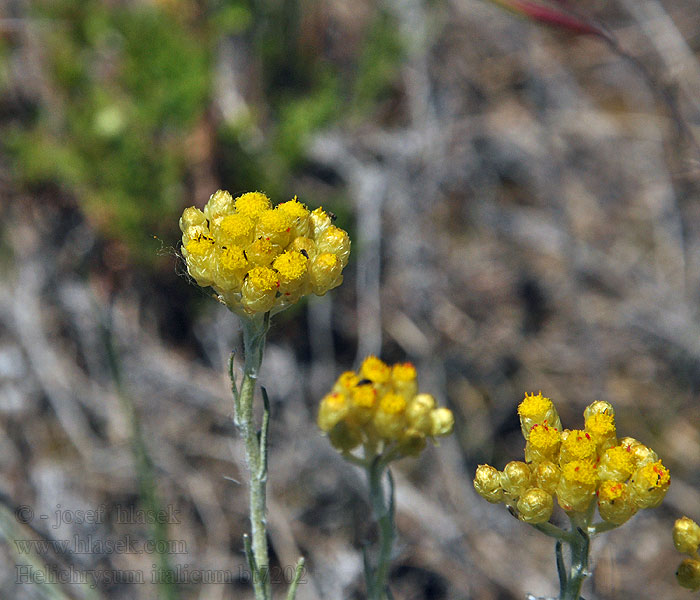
[559,429,598,464]
[318,358,453,458]
[477,392,669,527]
[630,460,670,509]
[525,423,562,464]
[180,190,351,316]
[234,191,271,217]
[518,392,561,437]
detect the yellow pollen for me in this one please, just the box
[529,424,561,450]
[246,266,279,292]
[220,214,254,241]
[599,481,625,502]
[562,430,597,460]
[392,362,417,381]
[277,198,309,220]
[273,251,308,281]
[352,385,376,409]
[325,392,345,411]
[336,371,359,389]
[361,356,391,383]
[185,235,215,256]
[380,393,407,415]
[219,246,248,271]
[518,392,553,419]
[316,253,338,269]
[604,445,635,474]
[586,413,616,438]
[257,209,293,234]
[562,460,597,485]
[638,461,671,489]
[234,192,271,217]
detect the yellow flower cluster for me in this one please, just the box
[674,517,700,591]
[474,392,670,525]
[180,190,351,315]
[318,357,455,457]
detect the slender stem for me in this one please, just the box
[561,514,591,600]
[366,457,396,600]
[235,315,271,600]
[285,557,306,600]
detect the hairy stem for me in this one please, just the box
[234,314,271,600]
[366,457,396,600]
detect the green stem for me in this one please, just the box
[561,513,591,600]
[366,457,396,600]
[234,314,271,600]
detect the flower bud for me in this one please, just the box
[597,481,636,525]
[517,488,554,524]
[310,207,332,238]
[309,253,343,294]
[674,517,700,556]
[183,234,216,286]
[534,461,561,495]
[216,213,255,247]
[474,465,504,503]
[204,189,234,222]
[629,460,670,509]
[518,392,561,438]
[430,407,454,437]
[317,225,351,267]
[318,393,349,432]
[583,400,615,421]
[676,559,700,591]
[501,461,531,499]
[328,421,362,452]
[179,206,207,232]
[406,393,435,435]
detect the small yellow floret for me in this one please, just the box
[277,198,309,220]
[234,191,271,217]
[219,246,248,271]
[352,385,376,409]
[379,393,407,415]
[257,209,293,234]
[598,481,625,502]
[598,445,635,481]
[518,392,552,420]
[335,371,360,391]
[392,362,417,381]
[560,430,597,463]
[585,413,616,439]
[361,356,391,383]
[185,235,215,256]
[246,266,279,292]
[273,251,308,282]
[529,424,561,452]
[220,214,255,242]
[561,460,597,485]
[316,253,338,269]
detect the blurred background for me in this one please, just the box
[0,0,699,598]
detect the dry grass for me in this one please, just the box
[0,0,699,598]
